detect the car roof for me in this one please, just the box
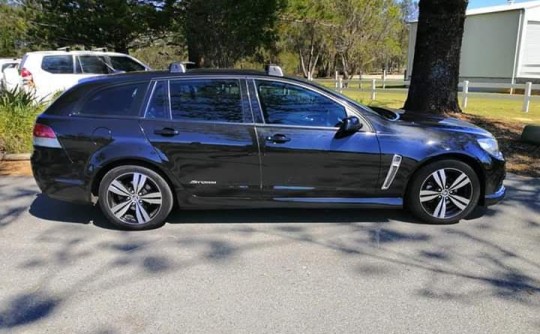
[76,69,301,85]
[24,51,132,57]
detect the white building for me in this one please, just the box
[406,1,540,84]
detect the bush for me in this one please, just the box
[0,87,45,154]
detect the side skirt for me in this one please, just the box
[180,196,403,210]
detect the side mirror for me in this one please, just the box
[335,116,363,138]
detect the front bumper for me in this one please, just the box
[485,184,506,206]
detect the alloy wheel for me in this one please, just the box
[106,172,163,225]
[419,168,473,219]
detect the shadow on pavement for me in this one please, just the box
[28,193,464,228]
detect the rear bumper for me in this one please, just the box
[485,184,506,206]
[31,148,92,204]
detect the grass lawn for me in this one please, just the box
[338,89,540,125]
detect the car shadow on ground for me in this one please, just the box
[26,194,487,229]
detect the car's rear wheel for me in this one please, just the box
[98,165,173,230]
[406,160,481,224]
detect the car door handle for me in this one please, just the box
[154,128,179,136]
[266,134,291,144]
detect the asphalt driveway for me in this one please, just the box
[0,174,538,333]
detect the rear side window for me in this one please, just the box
[169,79,242,123]
[77,82,148,117]
[146,81,169,119]
[41,55,74,74]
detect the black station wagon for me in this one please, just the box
[31,64,506,230]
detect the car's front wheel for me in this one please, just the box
[98,165,173,230]
[407,160,481,224]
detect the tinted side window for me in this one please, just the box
[41,55,74,74]
[78,82,147,116]
[109,56,146,72]
[76,56,110,74]
[146,81,169,119]
[170,79,242,123]
[255,80,346,127]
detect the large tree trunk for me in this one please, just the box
[403,0,468,114]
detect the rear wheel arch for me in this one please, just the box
[91,159,178,205]
[405,153,486,206]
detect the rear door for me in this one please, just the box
[140,77,261,202]
[251,78,381,199]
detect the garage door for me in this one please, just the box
[520,21,540,77]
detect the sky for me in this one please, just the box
[468,0,539,9]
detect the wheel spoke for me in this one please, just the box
[135,202,151,224]
[132,173,147,194]
[109,180,131,197]
[420,190,440,202]
[449,194,470,211]
[433,198,447,218]
[140,192,162,205]
[111,200,132,219]
[449,173,471,191]
[432,169,447,189]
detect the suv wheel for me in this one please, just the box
[407,160,480,224]
[98,165,173,230]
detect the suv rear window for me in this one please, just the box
[169,79,243,123]
[77,82,148,117]
[41,55,74,74]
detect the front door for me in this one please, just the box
[251,79,381,199]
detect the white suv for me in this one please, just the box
[19,50,151,100]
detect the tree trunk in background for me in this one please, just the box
[403,0,468,114]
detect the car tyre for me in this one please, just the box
[98,165,173,230]
[406,160,480,224]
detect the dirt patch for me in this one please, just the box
[456,113,540,178]
[0,160,33,177]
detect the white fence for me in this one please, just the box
[318,76,539,113]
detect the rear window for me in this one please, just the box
[77,82,148,117]
[41,55,74,74]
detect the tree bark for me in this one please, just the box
[403,0,468,114]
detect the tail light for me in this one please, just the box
[33,123,61,148]
[20,67,33,85]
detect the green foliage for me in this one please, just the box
[0,1,30,56]
[27,0,178,52]
[0,85,44,153]
[183,0,286,67]
[0,86,43,109]
[130,44,188,70]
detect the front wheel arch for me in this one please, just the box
[404,154,486,207]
